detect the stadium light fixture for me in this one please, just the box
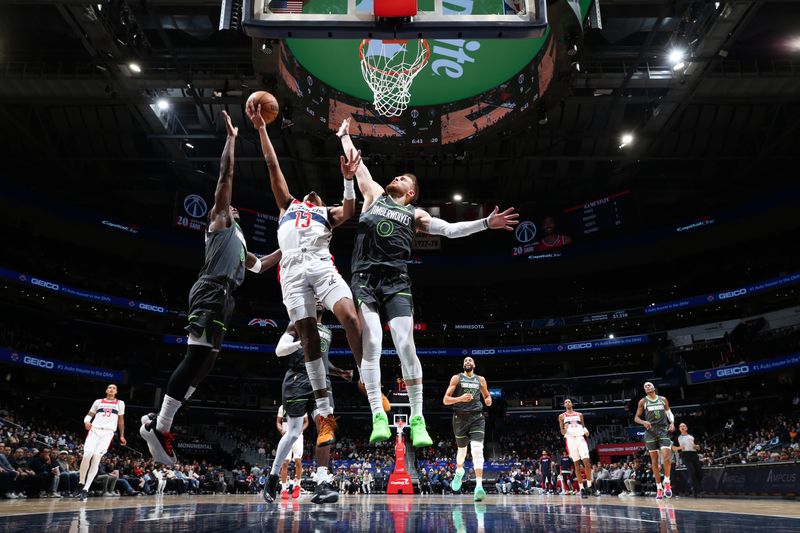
[790,37,800,51]
[453,194,463,202]
[608,334,615,339]
[619,133,634,148]
[156,99,170,111]
[668,49,685,64]
[128,62,142,73]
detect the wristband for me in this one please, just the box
[482,216,489,229]
[343,178,356,200]
[247,258,263,273]
[84,416,92,424]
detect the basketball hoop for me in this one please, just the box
[359,39,430,117]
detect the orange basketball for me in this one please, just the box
[246,91,279,125]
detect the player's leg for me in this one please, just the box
[280,460,289,499]
[310,393,339,504]
[648,446,664,499]
[386,291,431,447]
[469,414,487,501]
[451,414,468,492]
[265,414,304,503]
[358,302,391,442]
[661,435,673,497]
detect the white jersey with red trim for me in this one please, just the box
[90,398,125,431]
[277,200,333,257]
[562,411,586,437]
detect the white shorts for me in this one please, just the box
[565,435,590,462]
[289,434,304,461]
[280,253,352,322]
[84,427,114,456]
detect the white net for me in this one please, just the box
[359,39,430,117]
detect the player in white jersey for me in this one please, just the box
[276,405,308,499]
[558,399,595,499]
[76,384,125,502]
[247,102,364,447]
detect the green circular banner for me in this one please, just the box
[287,0,556,106]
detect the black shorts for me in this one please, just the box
[452,411,485,448]
[351,270,413,322]
[644,426,672,451]
[185,277,235,351]
[282,370,334,418]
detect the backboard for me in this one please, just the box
[243,0,548,39]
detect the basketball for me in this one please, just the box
[246,91,279,125]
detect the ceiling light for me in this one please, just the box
[608,334,615,339]
[619,133,634,148]
[789,37,800,51]
[453,194,463,202]
[668,49,685,64]
[156,99,170,111]
[672,61,686,71]
[128,62,141,73]
[184,142,194,149]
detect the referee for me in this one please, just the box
[673,422,703,497]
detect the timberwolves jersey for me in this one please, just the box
[452,373,483,413]
[200,222,247,287]
[351,194,416,274]
[278,200,332,255]
[643,396,669,427]
[287,324,332,373]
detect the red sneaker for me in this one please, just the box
[664,483,673,498]
[292,484,301,498]
[281,489,289,500]
[656,488,664,500]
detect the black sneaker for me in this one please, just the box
[310,482,339,504]
[139,413,177,465]
[76,490,89,502]
[263,474,279,503]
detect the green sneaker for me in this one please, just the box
[452,509,466,533]
[451,468,465,492]
[474,486,486,502]
[409,415,433,447]
[369,412,391,443]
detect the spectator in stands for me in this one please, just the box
[28,447,57,498]
[0,442,21,499]
[93,457,119,496]
[419,470,432,495]
[55,450,79,496]
[495,471,511,495]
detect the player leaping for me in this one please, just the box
[558,399,596,499]
[338,117,518,447]
[140,111,281,465]
[247,103,364,447]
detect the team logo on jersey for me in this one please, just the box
[377,220,395,237]
[248,318,279,328]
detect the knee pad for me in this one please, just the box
[470,441,484,469]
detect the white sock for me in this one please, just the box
[476,476,483,488]
[316,466,328,485]
[156,395,182,433]
[456,466,465,476]
[185,386,196,400]
[406,384,423,419]
[664,477,670,484]
[360,304,385,416]
[657,482,663,489]
[304,358,332,417]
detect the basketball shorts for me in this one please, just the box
[565,435,590,461]
[185,277,236,350]
[280,254,352,322]
[351,270,413,321]
[84,427,115,456]
[282,370,335,419]
[644,425,672,451]
[452,411,485,448]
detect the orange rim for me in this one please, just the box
[359,39,430,77]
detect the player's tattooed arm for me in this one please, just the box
[329,148,362,227]
[633,399,651,429]
[247,103,293,212]
[337,117,383,210]
[209,111,239,230]
[479,376,492,407]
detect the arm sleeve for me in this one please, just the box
[275,332,302,357]
[426,216,489,239]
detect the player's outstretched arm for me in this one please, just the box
[209,111,238,228]
[246,103,293,211]
[416,205,519,238]
[337,117,383,208]
[245,249,282,274]
[329,148,361,228]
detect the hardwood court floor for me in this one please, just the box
[1,493,798,532]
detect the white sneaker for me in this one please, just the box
[4,492,17,499]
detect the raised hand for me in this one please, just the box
[340,148,361,180]
[487,206,520,231]
[337,117,351,138]
[246,102,266,129]
[222,110,238,138]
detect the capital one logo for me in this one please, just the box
[23,356,54,369]
[718,288,746,300]
[716,365,749,377]
[184,194,208,219]
[514,221,537,243]
[567,343,593,350]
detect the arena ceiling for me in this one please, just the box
[1,0,799,228]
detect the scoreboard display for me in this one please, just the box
[236,207,278,255]
[564,190,630,238]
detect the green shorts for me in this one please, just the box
[644,426,671,451]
